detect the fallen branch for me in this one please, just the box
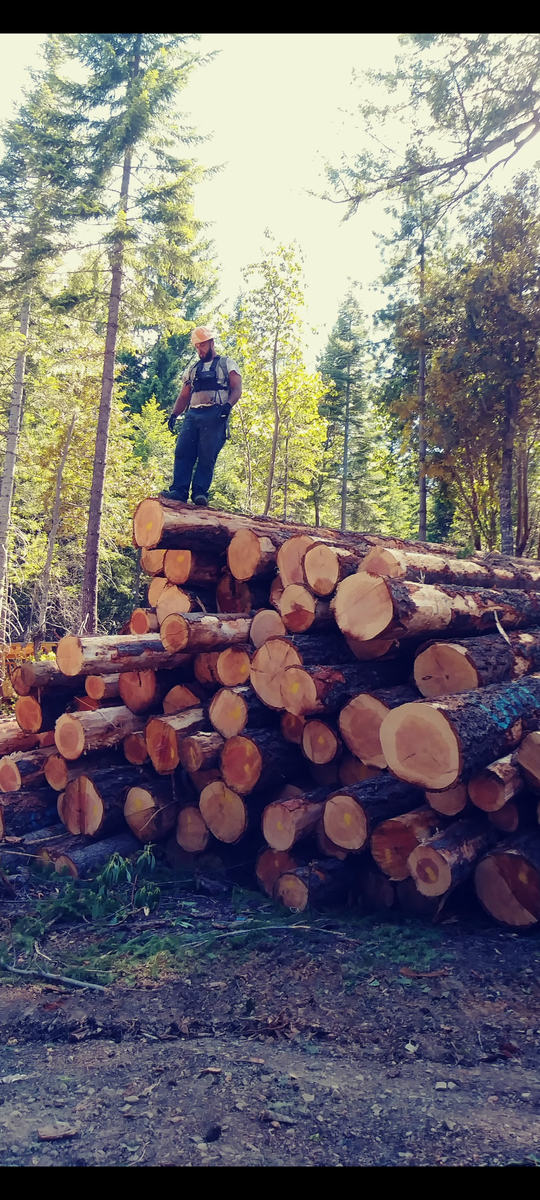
[0,960,106,991]
[185,922,361,949]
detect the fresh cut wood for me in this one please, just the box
[55,706,146,761]
[474,831,540,926]
[407,818,498,897]
[414,628,540,698]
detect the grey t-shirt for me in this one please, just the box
[183,355,240,408]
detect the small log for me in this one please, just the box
[0,746,57,793]
[277,535,316,587]
[269,575,285,613]
[262,788,328,850]
[333,574,540,644]
[220,729,301,795]
[425,782,468,816]
[123,731,149,765]
[272,631,360,667]
[301,719,342,765]
[227,528,277,581]
[52,832,141,879]
[194,651,221,686]
[162,683,209,715]
[250,609,286,648]
[279,662,410,718]
[44,755,86,792]
[61,766,143,837]
[156,583,193,624]
[85,673,121,701]
[488,793,538,834]
[516,730,540,792]
[56,633,192,677]
[147,575,169,607]
[159,613,252,655]
[357,861,397,912]
[145,707,207,773]
[11,661,81,695]
[179,730,225,773]
[338,686,420,768]
[370,806,447,880]
[124,778,178,841]
[0,788,59,839]
[141,547,167,575]
[280,585,333,633]
[14,694,67,734]
[208,686,274,739]
[118,670,164,715]
[163,548,221,586]
[323,775,425,852]
[280,712,306,745]
[0,721,46,757]
[302,543,362,596]
[408,818,498,897]
[360,543,540,591]
[176,805,210,852]
[129,608,159,634]
[199,780,250,843]
[256,847,302,895]
[338,755,381,787]
[273,858,349,912]
[468,754,524,812]
[380,677,540,791]
[55,706,146,761]
[187,767,221,794]
[414,628,540,698]
[315,819,349,860]
[216,645,251,687]
[250,637,302,708]
[474,831,540,926]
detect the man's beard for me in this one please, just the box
[202,347,213,362]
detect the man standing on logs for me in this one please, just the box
[161,327,242,507]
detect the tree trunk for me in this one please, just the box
[158,613,252,655]
[380,676,540,790]
[262,788,328,850]
[279,663,412,718]
[56,632,193,677]
[0,295,31,651]
[323,774,424,851]
[178,730,225,773]
[220,728,303,795]
[264,329,280,516]
[359,544,540,591]
[208,685,277,739]
[0,745,57,793]
[124,777,178,841]
[467,754,523,812]
[145,707,208,773]
[499,383,519,556]
[341,359,351,532]
[408,818,499,897]
[474,830,540,926]
[273,859,350,912]
[61,765,142,837]
[34,416,75,637]
[338,685,420,768]
[418,237,427,543]
[50,831,140,879]
[55,706,146,761]
[370,806,447,881]
[515,444,530,557]
[413,628,540,698]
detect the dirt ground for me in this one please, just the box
[1,869,540,1168]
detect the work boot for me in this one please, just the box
[160,488,188,502]
[193,494,208,507]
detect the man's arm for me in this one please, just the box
[173,381,191,416]
[228,370,242,408]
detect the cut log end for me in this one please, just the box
[217,646,251,687]
[54,713,85,761]
[277,535,314,588]
[123,732,149,765]
[129,608,159,635]
[250,638,301,709]
[118,670,158,714]
[301,720,340,764]
[359,545,404,578]
[227,528,264,581]
[14,695,45,733]
[133,498,164,549]
[124,786,177,841]
[43,753,70,791]
[220,735,262,794]
[273,873,308,911]
[280,584,317,632]
[414,643,479,699]
[176,805,210,852]
[475,853,540,926]
[209,689,248,739]
[370,807,444,881]
[303,543,340,596]
[250,609,286,648]
[0,758,22,791]
[425,782,468,815]
[199,780,247,843]
[407,844,452,896]
[279,666,318,716]
[280,712,306,745]
[322,793,367,850]
[256,847,300,896]
[380,702,460,790]
[56,635,84,676]
[339,694,389,768]
[159,612,189,653]
[333,573,393,642]
[61,776,103,837]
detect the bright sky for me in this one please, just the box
[1,33,539,368]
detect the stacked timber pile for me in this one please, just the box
[2,495,540,930]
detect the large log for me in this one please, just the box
[214,645,252,687]
[0,788,59,839]
[0,721,41,756]
[474,831,540,926]
[315,819,349,860]
[176,804,210,852]
[215,571,267,615]
[56,633,193,677]
[55,706,146,761]
[0,746,57,793]
[145,707,208,773]
[141,548,167,575]
[162,682,209,715]
[332,574,540,644]
[163,547,222,586]
[380,676,540,791]
[118,670,164,714]
[468,754,524,812]
[273,859,350,912]
[407,818,498,897]
[124,778,178,841]
[179,730,225,773]
[322,775,425,852]
[220,729,302,795]
[159,612,252,654]
[359,544,540,591]
[85,673,121,701]
[262,787,328,850]
[301,719,342,765]
[61,766,143,837]
[370,806,447,881]
[271,631,365,667]
[208,686,276,739]
[10,661,82,696]
[279,662,410,718]
[227,528,277,581]
[14,694,68,734]
[198,780,252,843]
[250,608,286,648]
[52,832,141,879]
[250,637,302,708]
[129,608,160,634]
[280,585,333,633]
[414,628,540,698]
[156,583,194,623]
[338,686,420,768]
[44,755,92,792]
[302,543,363,596]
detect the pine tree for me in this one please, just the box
[317,290,370,530]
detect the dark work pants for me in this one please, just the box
[172,405,227,501]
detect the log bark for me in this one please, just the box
[474,831,540,926]
[380,677,540,791]
[176,804,210,852]
[250,638,302,709]
[359,544,540,591]
[273,859,350,912]
[52,832,141,879]
[123,731,149,765]
[279,662,411,718]
[14,694,67,734]
[61,766,143,837]
[208,686,275,739]
[220,729,302,795]
[256,847,302,895]
[250,608,286,648]
[85,673,121,701]
[0,746,57,793]
[302,543,362,596]
[11,660,80,695]
[145,707,208,774]
[280,585,333,633]
[301,719,342,765]
[55,706,146,761]
[408,818,499,897]
[56,633,193,677]
[0,788,59,839]
[159,613,252,655]
[323,775,425,852]
[141,548,166,575]
[147,575,169,607]
[271,631,362,666]
[338,686,420,768]
[414,627,540,698]
[488,793,538,834]
[468,754,523,812]
[333,574,540,644]
[262,788,328,851]
[425,782,468,816]
[124,778,178,841]
[516,731,540,792]
[179,730,225,773]
[0,721,41,756]
[129,608,159,634]
[370,806,447,881]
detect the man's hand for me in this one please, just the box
[167,413,177,434]
[220,402,232,419]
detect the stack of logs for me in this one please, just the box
[1,496,540,930]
